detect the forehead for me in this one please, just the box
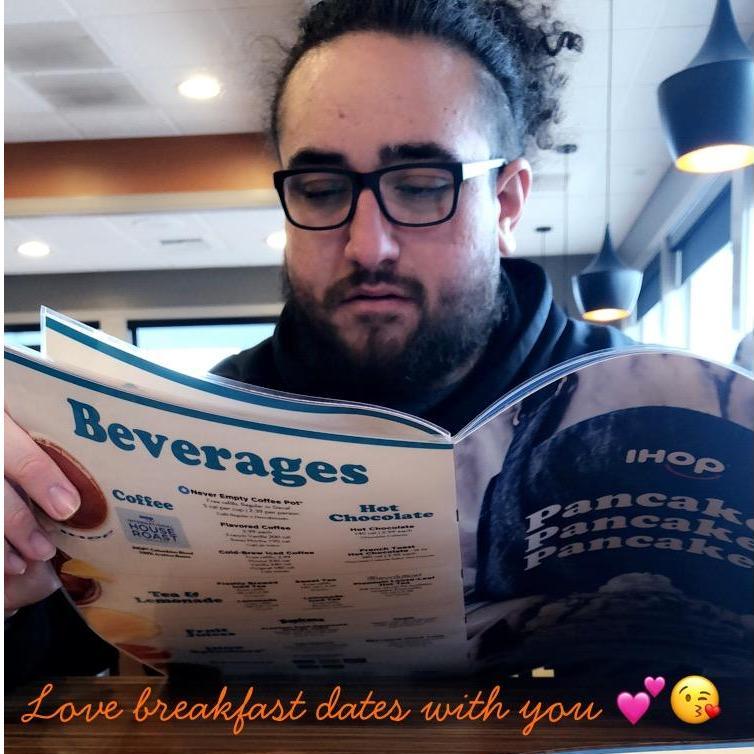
[278,32,493,168]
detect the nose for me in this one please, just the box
[343,187,400,270]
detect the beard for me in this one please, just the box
[280,260,509,408]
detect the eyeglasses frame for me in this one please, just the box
[273,158,507,231]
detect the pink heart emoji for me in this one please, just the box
[644,676,665,697]
[617,692,650,725]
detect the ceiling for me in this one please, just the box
[5,0,754,275]
[4,207,286,274]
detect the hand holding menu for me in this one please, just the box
[4,310,752,681]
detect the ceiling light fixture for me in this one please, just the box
[658,0,754,174]
[556,143,578,317]
[17,241,51,258]
[572,0,642,324]
[265,230,287,250]
[535,225,552,254]
[535,224,552,278]
[178,74,222,100]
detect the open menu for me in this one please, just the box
[4,309,753,681]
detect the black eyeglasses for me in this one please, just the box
[273,159,506,231]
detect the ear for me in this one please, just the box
[496,157,532,257]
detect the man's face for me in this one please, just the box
[277,32,527,397]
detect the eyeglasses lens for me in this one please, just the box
[379,167,455,225]
[283,172,353,228]
[282,167,456,228]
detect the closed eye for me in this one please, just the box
[303,187,348,199]
[391,183,453,205]
[293,183,350,207]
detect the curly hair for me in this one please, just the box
[268,0,582,159]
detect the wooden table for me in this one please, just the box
[5,675,752,754]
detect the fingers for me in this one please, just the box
[5,540,27,575]
[4,560,60,616]
[4,412,80,521]
[4,481,56,564]
[4,413,74,614]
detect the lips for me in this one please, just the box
[341,285,414,304]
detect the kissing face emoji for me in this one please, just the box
[670,676,720,724]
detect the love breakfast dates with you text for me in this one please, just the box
[22,682,602,736]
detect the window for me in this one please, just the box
[687,244,741,363]
[4,325,43,351]
[129,317,277,376]
[662,285,688,350]
[639,301,663,345]
[4,322,100,352]
[631,242,748,364]
[629,175,752,365]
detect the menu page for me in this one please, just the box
[5,347,466,677]
[41,309,447,443]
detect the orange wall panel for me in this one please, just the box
[4,133,278,198]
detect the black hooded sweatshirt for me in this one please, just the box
[5,258,631,688]
[212,258,632,433]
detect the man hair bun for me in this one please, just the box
[269,0,583,156]
[478,0,583,151]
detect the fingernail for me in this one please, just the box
[29,530,56,561]
[48,485,80,519]
[6,551,26,575]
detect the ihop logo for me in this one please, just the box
[625,448,725,479]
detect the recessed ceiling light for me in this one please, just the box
[17,241,51,258]
[178,74,222,100]
[266,230,287,250]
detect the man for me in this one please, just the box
[4,0,630,685]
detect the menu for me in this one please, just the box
[4,310,753,682]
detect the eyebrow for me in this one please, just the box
[678,686,688,693]
[378,142,457,163]
[286,142,458,170]
[286,149,349,169]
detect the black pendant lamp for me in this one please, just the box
[556,143,578,317]
[572,0,642,323]
[573,226,642,322]
[658,0,754,174]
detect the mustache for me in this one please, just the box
[322,267,426,311]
